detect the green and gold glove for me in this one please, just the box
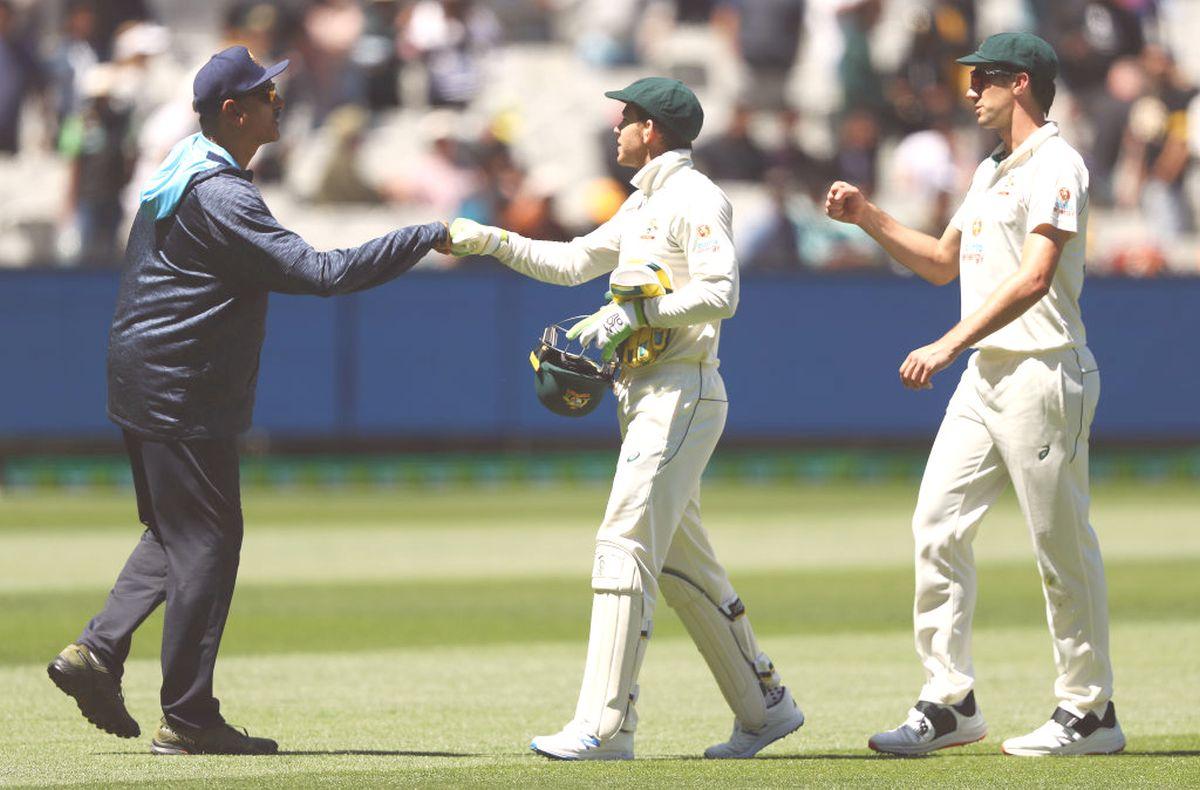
[448,218,508,257]
[566,302,641,362]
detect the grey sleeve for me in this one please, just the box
[197,177,447,296]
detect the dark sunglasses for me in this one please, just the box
[969,67,1015,92]
[238,81,278,104]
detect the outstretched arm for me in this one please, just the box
[448,214,621,287]
[898,225,1069,389]
[825,180,961,286]
[200,178,448,296]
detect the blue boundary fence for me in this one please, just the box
[1,269,1197,442]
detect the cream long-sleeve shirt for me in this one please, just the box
[493,149,739,367]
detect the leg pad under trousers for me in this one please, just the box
[573,543,653,741]
[660,570,780,730]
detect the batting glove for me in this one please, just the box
[449,218,508,257]
[566,302,642,361]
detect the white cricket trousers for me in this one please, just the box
[913,345,1113,717]
[600,361,738,628]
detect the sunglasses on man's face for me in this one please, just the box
[239,81,278,104]
[969,68,1015,93]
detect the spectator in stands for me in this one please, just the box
[91,0,153,60]
[713,0,805,118]
[886,85,958,236]
[458,122,523,224]
[571,0,646,68]
[1049,0,1145,101]
[832,108,879,197]
[1089,57,1145,207]
[741,166,803,270]
[693,103,768,182]
[399,0,501,108]
[384,110,479,220]
[769,107,833,198]
[289,0,369,126]
[1128,44,1196,238]
[359,0,404,110]
[838,0,885,114]
[312,105,384,204]
[59,64,134,266]
[0,0,44,154]
[46,0,99,142]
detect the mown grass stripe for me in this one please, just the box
[3,559,1195,666]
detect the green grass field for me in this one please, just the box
[1,479,1198,787]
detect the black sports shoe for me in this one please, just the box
[47,643,140,738]
[151,718,279,755]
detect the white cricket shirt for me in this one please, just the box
[951,122,1089,352]
[497,149,739,367]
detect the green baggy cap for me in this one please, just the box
[605,77,704,143]
[957,31,1058,82]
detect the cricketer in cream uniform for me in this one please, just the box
[450,77,803,761]
[826,32,1124,757]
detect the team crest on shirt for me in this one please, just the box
[1053,187,1074,218]
[640,219,659,240]
[971,219,982,236]
[693,224,719,253]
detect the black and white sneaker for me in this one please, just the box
[868,691,987,756]
[1002,703,1125,756]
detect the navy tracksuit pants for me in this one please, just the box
[79,430,243,730]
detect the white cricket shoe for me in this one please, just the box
[529,724,634,761]
[868,691,987,756]
[704,686,805,759]
[1002,703,1125,756]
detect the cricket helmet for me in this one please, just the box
[530,317,615,417]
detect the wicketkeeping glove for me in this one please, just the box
[566,302,642,362]
[448,218,508,257]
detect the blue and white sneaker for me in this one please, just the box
[530,724,634,760]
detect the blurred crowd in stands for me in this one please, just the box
[0,0,1197,275]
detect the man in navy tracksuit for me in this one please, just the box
[46,46,448,755]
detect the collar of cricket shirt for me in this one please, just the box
[988,121,1060,184]
[630,149,693,196]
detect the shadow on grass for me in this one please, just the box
[281,749,474,757]
[1120,750,1200,757]
[651,753,892,761]
[96,749,476,757]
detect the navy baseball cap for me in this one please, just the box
[193,45,288,113]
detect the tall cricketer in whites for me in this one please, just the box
[826,32,1124,757]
